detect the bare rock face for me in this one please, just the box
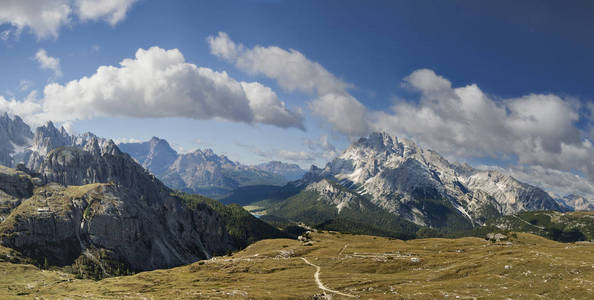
[0,183,232,272]
[0,113,33,167]
[35,140,169,204]
[0,167,35,199]
[31,121,71,156]
[305,179,361,213]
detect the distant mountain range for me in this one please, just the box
[242,132,588,236]
[557,194,594,211]
[118,137,305,198]
[0,114,287,278]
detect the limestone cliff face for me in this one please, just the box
[0,183,232,272]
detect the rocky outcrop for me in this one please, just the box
[0,166,39,223]
[0,182,232,272]
[31,121,71,156]
[34,139,170,204]
[0,167,35,199]
[485,233,508,242]
[305,179,361,213]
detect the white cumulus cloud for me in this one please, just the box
[208,31,366,136]
[0,92,43,125]
[373,69,594,181]
[240,82,304,130]
[309,93,369,136]
[35,49,62,78]
[2,46,304,130]
[0,0,137,39]
[75,0,137,25]
[206,32,242,62]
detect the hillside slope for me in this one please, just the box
[0,231,591,299]
[487,211,594,242]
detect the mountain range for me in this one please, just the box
[0,114,286,278]
[0,113,592,277]
[557,194,594,211]
[245,132,582,236]
[118,137,305,198]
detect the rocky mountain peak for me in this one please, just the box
[82,136,102,155]
[32,121,71,156]
[148,136,172,150]
[295,131,566,227]
[349,132,422,159]
[191,148,235,166]
[141,136,178,176]
[103,140,122,156]
[352,131,400,154]
[0,113,32,146]
[202,148,218,158]
[0,112,34,167]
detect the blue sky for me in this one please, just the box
[1,0,594,198]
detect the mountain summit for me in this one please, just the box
[258,132,566,231]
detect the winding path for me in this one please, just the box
[337,244,349,258]
[300,257,356,298]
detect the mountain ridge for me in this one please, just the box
[118,137,304,198]
[250,132,571,232]
[0,116,288,279]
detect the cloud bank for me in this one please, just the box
[0,46,304,130]
[0,0,138,39]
